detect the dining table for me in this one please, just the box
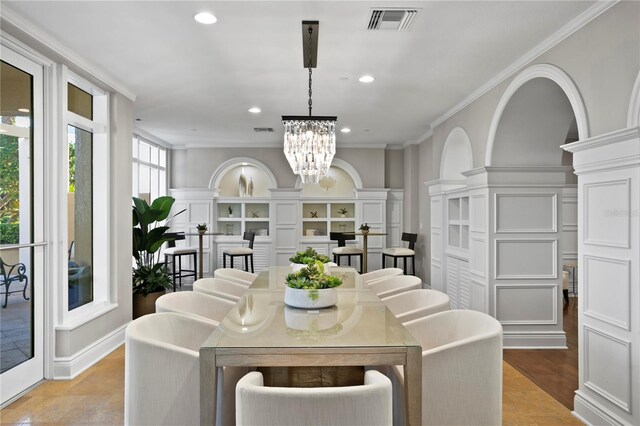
[344,231,387,273]
[199,266,422,425]
[185,232,223,279]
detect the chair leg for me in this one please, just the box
[2,282,9,308]
[348,256,352,267]
[358,254,363,274]
[381,254,385,268]
[23,277,29,301]
[243,255,248,272]
[563,289,569,303]
[403,257,407,275]
[250,254,254,273]
[177,255,183,289]
[393,257,398,268]
[411,256,415,276]
[193,252,198,280]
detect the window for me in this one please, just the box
[132,137,167,202]
[65,71,109,315]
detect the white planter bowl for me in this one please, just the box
[284,287,337,309]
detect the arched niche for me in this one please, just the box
[486,64,589,166]
[628,69,640,128]
[294,158,363,197]
[440,127,473,180]
[208,157,278,197]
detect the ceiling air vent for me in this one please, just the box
[367,8,418,31]
[253,127,274,133]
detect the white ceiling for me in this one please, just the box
[3,1,597,148]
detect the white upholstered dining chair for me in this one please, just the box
[360,267,404,284]
[125,313,244,426]
[390,309,503,426]
[214,268,257,286]
[382,289,450,324]
[235,370,392,426]
[368,275,421,299]
[155,291,235,324]
[193,277,247,302]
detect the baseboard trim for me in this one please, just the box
[52,323,127,379]
[574,391,628,426]
[502,331,567,349]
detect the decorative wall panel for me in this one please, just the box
[584,255,630,330]
[495,239,557,279]
[584,326,631,412]
[495,284,557,324]
[495,193,557,233]
[584,179,630,248]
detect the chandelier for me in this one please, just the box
[282,21,337,184]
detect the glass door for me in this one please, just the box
[0,46,45,405]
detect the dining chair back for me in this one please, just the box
[193,277,246,302]
[361,267,404,284]
[382,289,450,323]
[214,268,257,286]
[155,291,235,324]
[368,275,421,299]
[390,310,503,425]
[125,312,245,426]
[236,370,392,426]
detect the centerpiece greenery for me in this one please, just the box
[285,261,342,301]
[132,196,184,297]
[289,247,331,265]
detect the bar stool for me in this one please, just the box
[163,233,197,292]
[382,232,417,275]
[330,232,363,273]
[223,232,255,273]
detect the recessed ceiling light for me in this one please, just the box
[358,75,375,83]
[194,12,217,24]
[340,127,351,133]
[18,108,30,113]
[248,107,261,114]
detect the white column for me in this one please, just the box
[564,127,640,425]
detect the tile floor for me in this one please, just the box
[0,295,32,374]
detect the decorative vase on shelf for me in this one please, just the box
[198,229,206,236]
[239,172,247,197]
[248,177,254,197]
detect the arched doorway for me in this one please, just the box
[485,64,588,409]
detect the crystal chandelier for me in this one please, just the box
[282,21,337,184]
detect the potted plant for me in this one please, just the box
[132,196,184,319]
[289,247,331,272]
[228,205,233,217]
[196,223,208,235]
[338,207,348,218]
[359,223,371,235]
[284,262,342,309]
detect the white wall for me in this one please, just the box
[170,147,386,189]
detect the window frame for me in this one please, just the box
[132,135,167,201]
[57,67,115,328]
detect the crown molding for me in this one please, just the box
[133,126,171,149]
[430,0,618,130]
[0,5,136,101]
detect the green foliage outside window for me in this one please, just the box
[0,134,19,244]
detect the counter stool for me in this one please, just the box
[223,232,255,273]
[330,232,363,273]
[382,232,417,275]
[164,233,197,292]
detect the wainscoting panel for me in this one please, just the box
[495,239,557,279]
[274,228,297,251]
[431,230,441,262]
[584,179,630,248]
[584,326,631,413]
[470,194,486,233]
[584,255,630,330]
[495,284,557,324]
[431,198,442,228]
[469,236,486,278]
[470,279,487,313]
[188,202,210,224]
[362,202,384,224]
[495,193,557,233]
[275,203,298,225]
